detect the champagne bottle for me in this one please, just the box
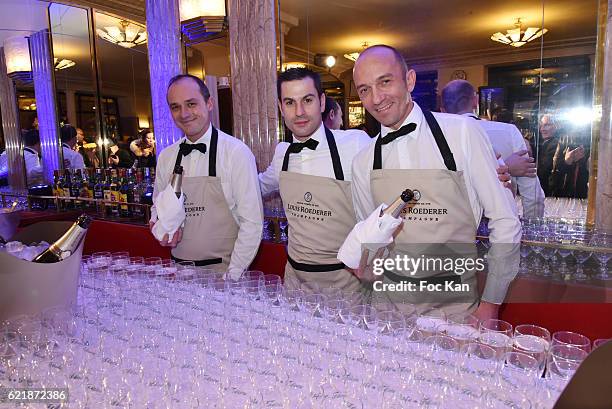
[380,189,419,218]
[32,214,92,263]
[357,188,419,281]
[170,165,183,199]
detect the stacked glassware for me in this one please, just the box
[1,252,609,408]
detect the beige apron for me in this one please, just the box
[370,110,479,315]
[280,127,367,300]
[170,127,239,272]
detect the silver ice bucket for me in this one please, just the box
[0,221,83,322]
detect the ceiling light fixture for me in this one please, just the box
[344,42,369,62]
[54,58,75,71]
[96,20,147,49]
[180,0,228,44]
[314,54,336,69]
[491,18,547,48]
[3,36,32,82]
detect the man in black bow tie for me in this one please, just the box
[150,74,263,279]
[350,45,521,321]
[259,68,371,298]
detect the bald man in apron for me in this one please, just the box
[351,45,521,320]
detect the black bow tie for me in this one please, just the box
[380,123,417,145]
[288,138,319,153]
[179,142,207,156]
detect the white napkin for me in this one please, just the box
[338,203,403,269]
[151,184,186,241]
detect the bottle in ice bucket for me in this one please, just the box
[32,214,92,263]
[357,188,419,280]
[170,165,183,199]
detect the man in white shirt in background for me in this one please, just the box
[60,125,85,170]
[322,97,343,130]
[151,74,263,278]
[259,68,371,297]
[22,129,44,187]
[441,80,545,218]
[351,45,521,320]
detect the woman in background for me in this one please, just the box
[130,128,156,168]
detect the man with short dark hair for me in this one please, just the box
[151,74,263,278]
[60,125,85,169]
[441,80,545,218]
[322,96,343,130]
[23,129,44,186]
[351,45,521,320]
[259,68,371,296]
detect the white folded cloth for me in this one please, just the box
[151,184,186,241]
[338,203,403,269]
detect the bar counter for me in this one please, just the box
[15,211,612,342]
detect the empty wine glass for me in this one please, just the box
[593,338,610,349]
[552,331,591,353]
[572,249,592,280]
[589,233,612,280]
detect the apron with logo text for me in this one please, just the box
[280,127,367,301]
[171,127,239,272]
[370,111,479,315]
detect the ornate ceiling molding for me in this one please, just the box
[42,0,146,23]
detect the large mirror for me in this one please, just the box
[278,0,600,221]
[93,11,152,169]
[0,0,50,188]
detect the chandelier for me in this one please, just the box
[96,20,147,48]
[344,42,369,62]
[54,58,75,71]
[491,18,547,48]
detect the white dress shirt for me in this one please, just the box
[23,147,44,187]
[152,125,263,275]
[259,123,372,195]
[462,113,545,218]
[351,103,521,304]
[62,144,85,169]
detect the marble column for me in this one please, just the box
[0,48,25,191]
[594,0,612,229]
[228,0,279,171]
[30,29,61,183]
[146,0,184,154]
[205,75,220,129]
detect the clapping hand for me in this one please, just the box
[564,146,585,165]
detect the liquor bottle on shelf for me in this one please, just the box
[62,169,74,209]
[109,169,120,217]
[132,169,144,217]
[141,167,154,205]
[83,168,94,204]
[119,168,132,218]
[103,169,112,216]
[32,214,92,263]
[71,169,83,209]
[52,170,61,197]
[93,168,105,215]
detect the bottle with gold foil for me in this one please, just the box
[32,214,92,263]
